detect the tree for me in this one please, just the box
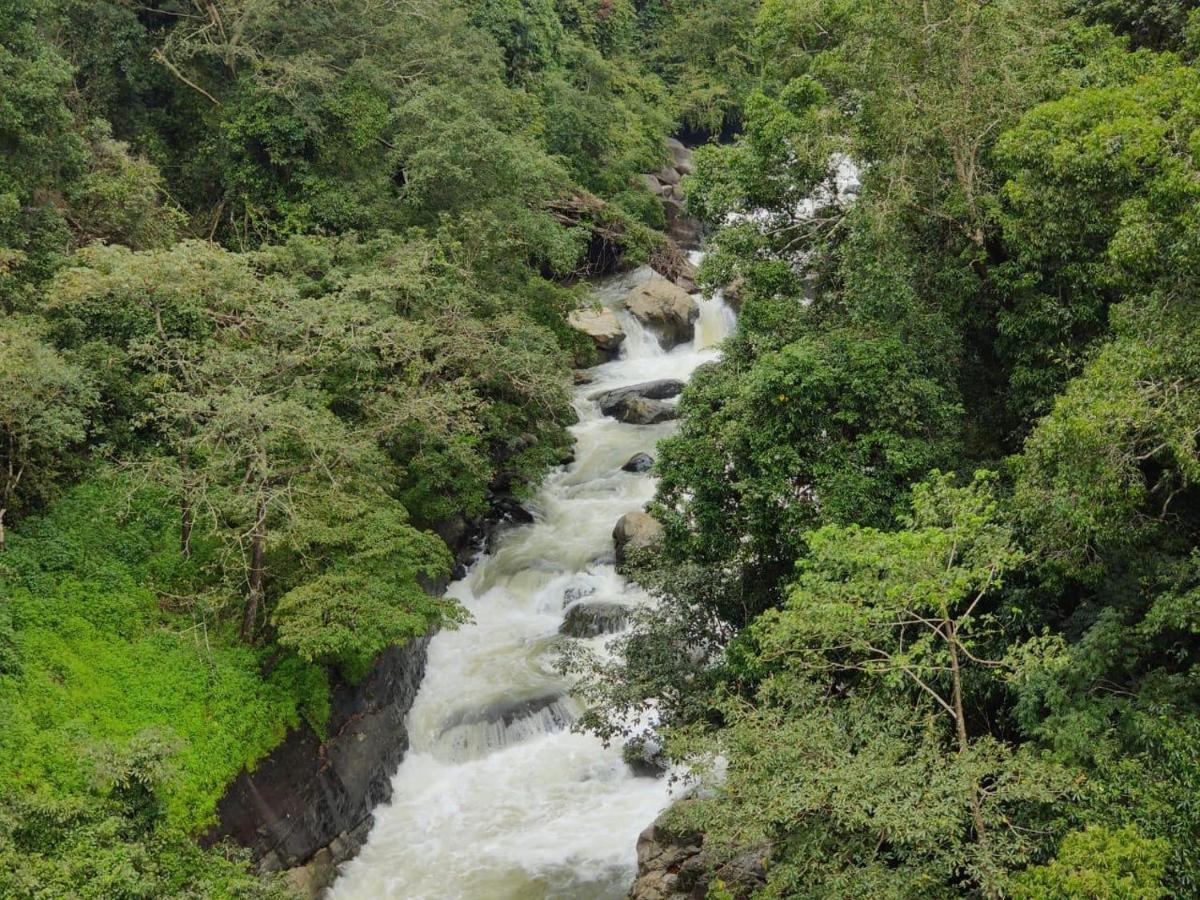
[644,0,762,135]
[168,372,356,641]
[647,328,962,624]
[271,492,462,679]
[45,241,271,554]
[1010,825,1169,899]
[0,319,96,550]
[663,475,1069,898]
[0,0,82,310]
[1012,299,1200,582]
[995,56,1200,419]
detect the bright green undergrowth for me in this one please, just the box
[0,474,328,834]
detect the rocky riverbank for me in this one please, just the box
[202,636,432,897]
[208,139,708,900]
[628,806,767,900]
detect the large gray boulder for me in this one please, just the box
[610,397,677,425]
[593,381,682,424]
[622,279,699,349]
[560,602,631,638]
[568,307,626,359]
[666,138,693,172]
[673,256,699,294]
[662,198,703,251]
[591,379,684,412]
[622,452,655,473]
[613,511,664,564]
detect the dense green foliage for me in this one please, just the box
[0,478,319,896]
[5,0,1200,895]
[578,1,1200,897]
[0,0,693,893]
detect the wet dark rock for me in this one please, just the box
[203,634,433,889]
[623,736,668,779]
[622,452,655,473]
[441,692,568,732]
[592,381,682,425]
[560,602,631,638]
[629,803,768,900]
[493,496,535,524]
[591,379,684,413]
[614,397,678,425]
[434,515,469,558]
[432,693,580,763]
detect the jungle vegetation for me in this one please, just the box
[580,1,1200,898]
[2,0,1199,897]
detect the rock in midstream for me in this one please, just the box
[560,602,632,638]
[611,397,678,425]
[621,279,700,350]
[568,307,626,359]
[613,511,665,564]
[622,452,655,473]
[591,379,685,412]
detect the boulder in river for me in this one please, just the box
[622,452,654,473]
[621,278,700,350]
[623,735,668,779]
[568,307,626,359]
[612,397,677,425]
[432,693,579,763]
[492,495,534,525]
[591,379,684,412]
[613,511,664,564]
[560,602,631,638]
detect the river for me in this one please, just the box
[330,260,736,900]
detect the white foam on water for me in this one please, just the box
[330,261,735,900]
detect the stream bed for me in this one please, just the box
[329,263,735,900]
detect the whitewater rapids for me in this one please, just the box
[329,262,735,900]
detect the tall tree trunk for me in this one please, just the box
[241,496,267,642]
[947,620,990,876]
[180,451,194,559]
[3,442,20,552]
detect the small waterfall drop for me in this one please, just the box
[329,262,735,900]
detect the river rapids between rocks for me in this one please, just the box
[330,260,736,900]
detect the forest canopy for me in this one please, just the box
[2,0,1199,897]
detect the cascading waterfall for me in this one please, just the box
[330,260,735,900]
